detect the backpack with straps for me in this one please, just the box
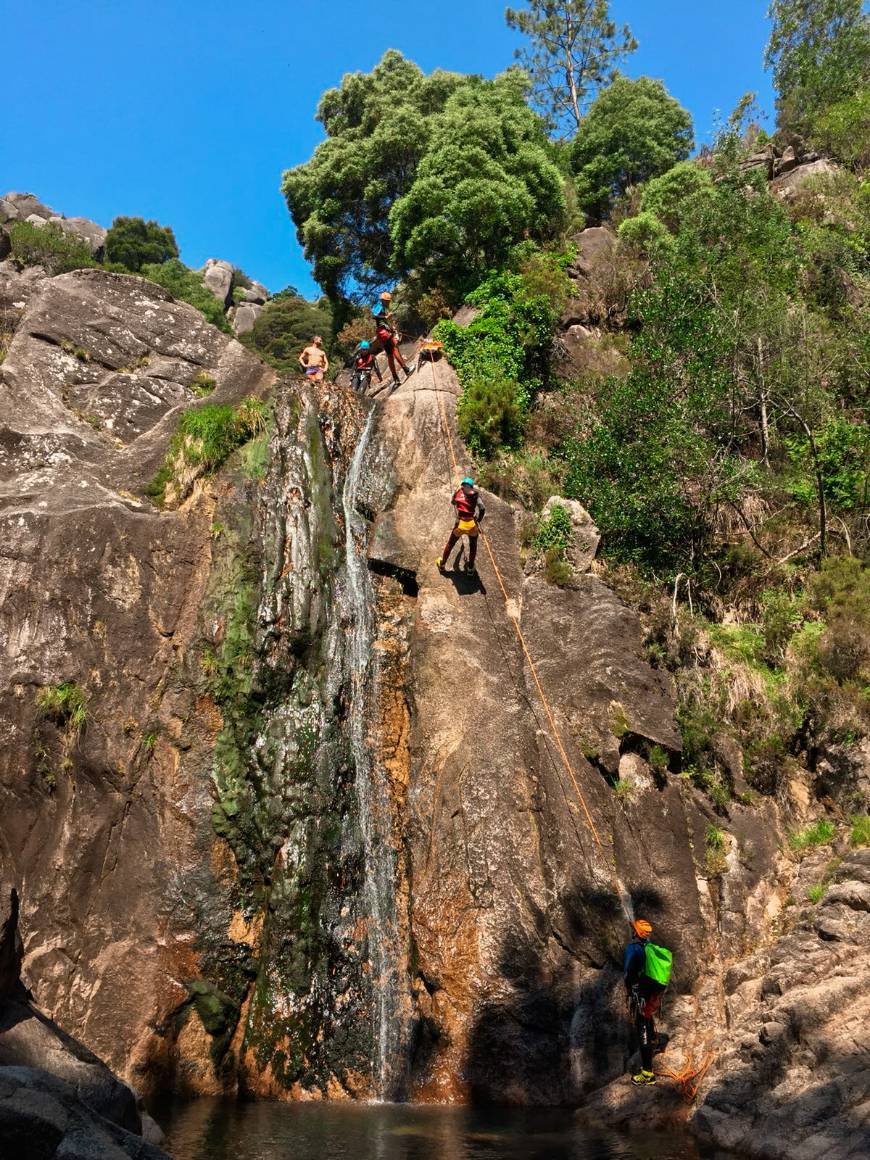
[643,942,673,987]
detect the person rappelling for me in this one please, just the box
[436,477,486,575]
[299,334,329,383]
[372,291,415,387]
[350,340,383,393]
[623,918,672,1086]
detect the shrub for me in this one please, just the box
[243,291,334,370]
[36,682,88,736]
[7,220,97,275]
[104,216,179,272]
[456,375,524,457]
[850,814,870,847]
[788,818,836,853]
[139,259,230,333]
[806,882,827,903]
[785,417,870,512]
[705,824,728,877]
[534,503,573,556]
[146,397,270,504]
[191,371,216,397]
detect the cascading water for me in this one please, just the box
[341,406,402,1098]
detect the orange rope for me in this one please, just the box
[430,356,602,849]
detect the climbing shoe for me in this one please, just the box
[464,562,477,574]
[436,557,446,572]
[404,361,416,375]
[631,1069,656,1086]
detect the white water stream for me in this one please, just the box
[341,407,401,1098]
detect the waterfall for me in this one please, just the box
[341,406,401,1099]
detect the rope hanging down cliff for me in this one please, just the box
[423,344,603,852]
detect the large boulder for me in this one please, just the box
[0,193,106,258]
[201,257,234,306]
[770,159,838,201]
[230,302,262,335]
[0,1067,170,1159]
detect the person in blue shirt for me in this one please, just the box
[372,291,414,386]
[623,918,663,1086]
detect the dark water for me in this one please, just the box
[159,1099,726,1160]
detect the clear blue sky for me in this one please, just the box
[4,1,775,299]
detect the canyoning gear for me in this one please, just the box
[457,519,478,536]
[631,1069,656,1086]
[462,476,474,487]
[644,942,673,987]
[359,340,370,350]
[438,484,486,571]
[633,918,653,939]
[436,557,446,571]
[464,562,477,574]
[380,291,392,301]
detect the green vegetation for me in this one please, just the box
[190,371,216,397]
[241,288,333,370]
[36,682,88,737]
[788,818,837,853]
[7,221,96,275]
[104,216,179,272]
[283,51,565,303]
[850,814,870,847]
[571,76,694,219]
[146,397,270,505]
[139,259,230,333]
[765,0,869,154]
[806,882,827,903]
[505,0,637,132]
[705,824,729,878]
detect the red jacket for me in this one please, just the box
[452,487,484,521]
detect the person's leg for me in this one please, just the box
[384,344,399,382]
[466,533,478,569]
[439,528,459,567]
[639,1013,654,1072]
[393,337,411,374]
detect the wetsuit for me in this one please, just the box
[624,937,663,1071]
[440,486,486,569]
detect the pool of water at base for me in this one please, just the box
[157,1098,733,1160]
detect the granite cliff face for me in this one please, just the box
[0,247,867,1159]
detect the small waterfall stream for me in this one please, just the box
[341,406,401,1098]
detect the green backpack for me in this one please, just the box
[644,942,673,987]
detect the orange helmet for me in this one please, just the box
[380,291,392,301]
[632,918,653,938]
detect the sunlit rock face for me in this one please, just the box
[0,252,867,1160]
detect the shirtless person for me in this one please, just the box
[299,335,329,383]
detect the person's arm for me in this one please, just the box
[299,349,308,368]
[322,353,329,372]
[475,495,486,522]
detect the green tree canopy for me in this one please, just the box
[505,0,637,133]
[105,216,179,272]
[282,51,468,302]
[570,75,694,219]
[765,0,870,140]
[282,52,565,304]
[389,74,565,295]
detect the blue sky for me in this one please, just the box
[5,1,775,298]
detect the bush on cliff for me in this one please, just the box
[7,220,97,275]
[104,216,179,272]
[241,289,333,370]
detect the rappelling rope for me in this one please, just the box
[426,348,603,850]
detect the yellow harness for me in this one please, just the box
[457,519,478,536]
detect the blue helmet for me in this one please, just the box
[461,477,474,487]
[359,340,370,350]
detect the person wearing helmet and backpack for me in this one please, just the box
[436,477,486,574]
[350,340,383,394]
[372,291,414,386]
[623,918,672,1086]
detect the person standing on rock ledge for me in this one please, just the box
[436,477,486,575]
[299,335,329,383]
[372,291,415,387]
[624,918,672,1086]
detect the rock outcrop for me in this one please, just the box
[0,192,107,258]
[0,883,169,1157]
